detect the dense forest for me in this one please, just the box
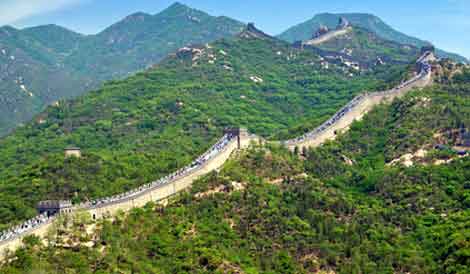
[0,32,409,229]
[1,69,469,274]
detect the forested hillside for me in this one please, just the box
[2,73,469,273]
[0,2,244,136]
[0,27,408,229]
[0,26,93,135]
[278,13,468,63]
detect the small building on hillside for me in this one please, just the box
[37,200,73,217]
[224,127,249,149]
[65,146,81,158]
[421,45,435,55]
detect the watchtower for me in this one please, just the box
[224,127,248,149]
[37,200,73,217]
[421,45,435,55]
[337,17,350,30]
[65,146,81,158]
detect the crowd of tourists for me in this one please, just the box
[0,213,53,243]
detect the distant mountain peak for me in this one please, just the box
[22,24,83,37]
[239,23,274,40]
[168,2,190,9]
[163,2,194,14]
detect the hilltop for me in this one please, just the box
[2,65,469,274]
[279,13,468,63]
[0,24,409,229]
[0,2,245,136]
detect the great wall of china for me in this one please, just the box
[304,26,353,46]
[0,39,436,260]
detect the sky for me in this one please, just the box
[1,0,469,59]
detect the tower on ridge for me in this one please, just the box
[224,127,248,149]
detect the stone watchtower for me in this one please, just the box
[421,45,435,55]
[37,200,73,217]
[337,17,350,30]
[65,146,81,158]
[224,127,249,149]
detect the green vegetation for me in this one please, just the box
[0,25,91,135]
[2,81,470,273]
[0,2,244,136]
[278,12,468,63]
[0,33,403,229]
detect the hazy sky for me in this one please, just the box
[2,0,470,58]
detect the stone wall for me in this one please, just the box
[304,27,353,46]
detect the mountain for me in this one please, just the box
[64,2,245,80]
[0,2,245,136]
[20,24,85,56]
[279,13,469,63]
[0,25,407,229]
[2,66,469,273]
